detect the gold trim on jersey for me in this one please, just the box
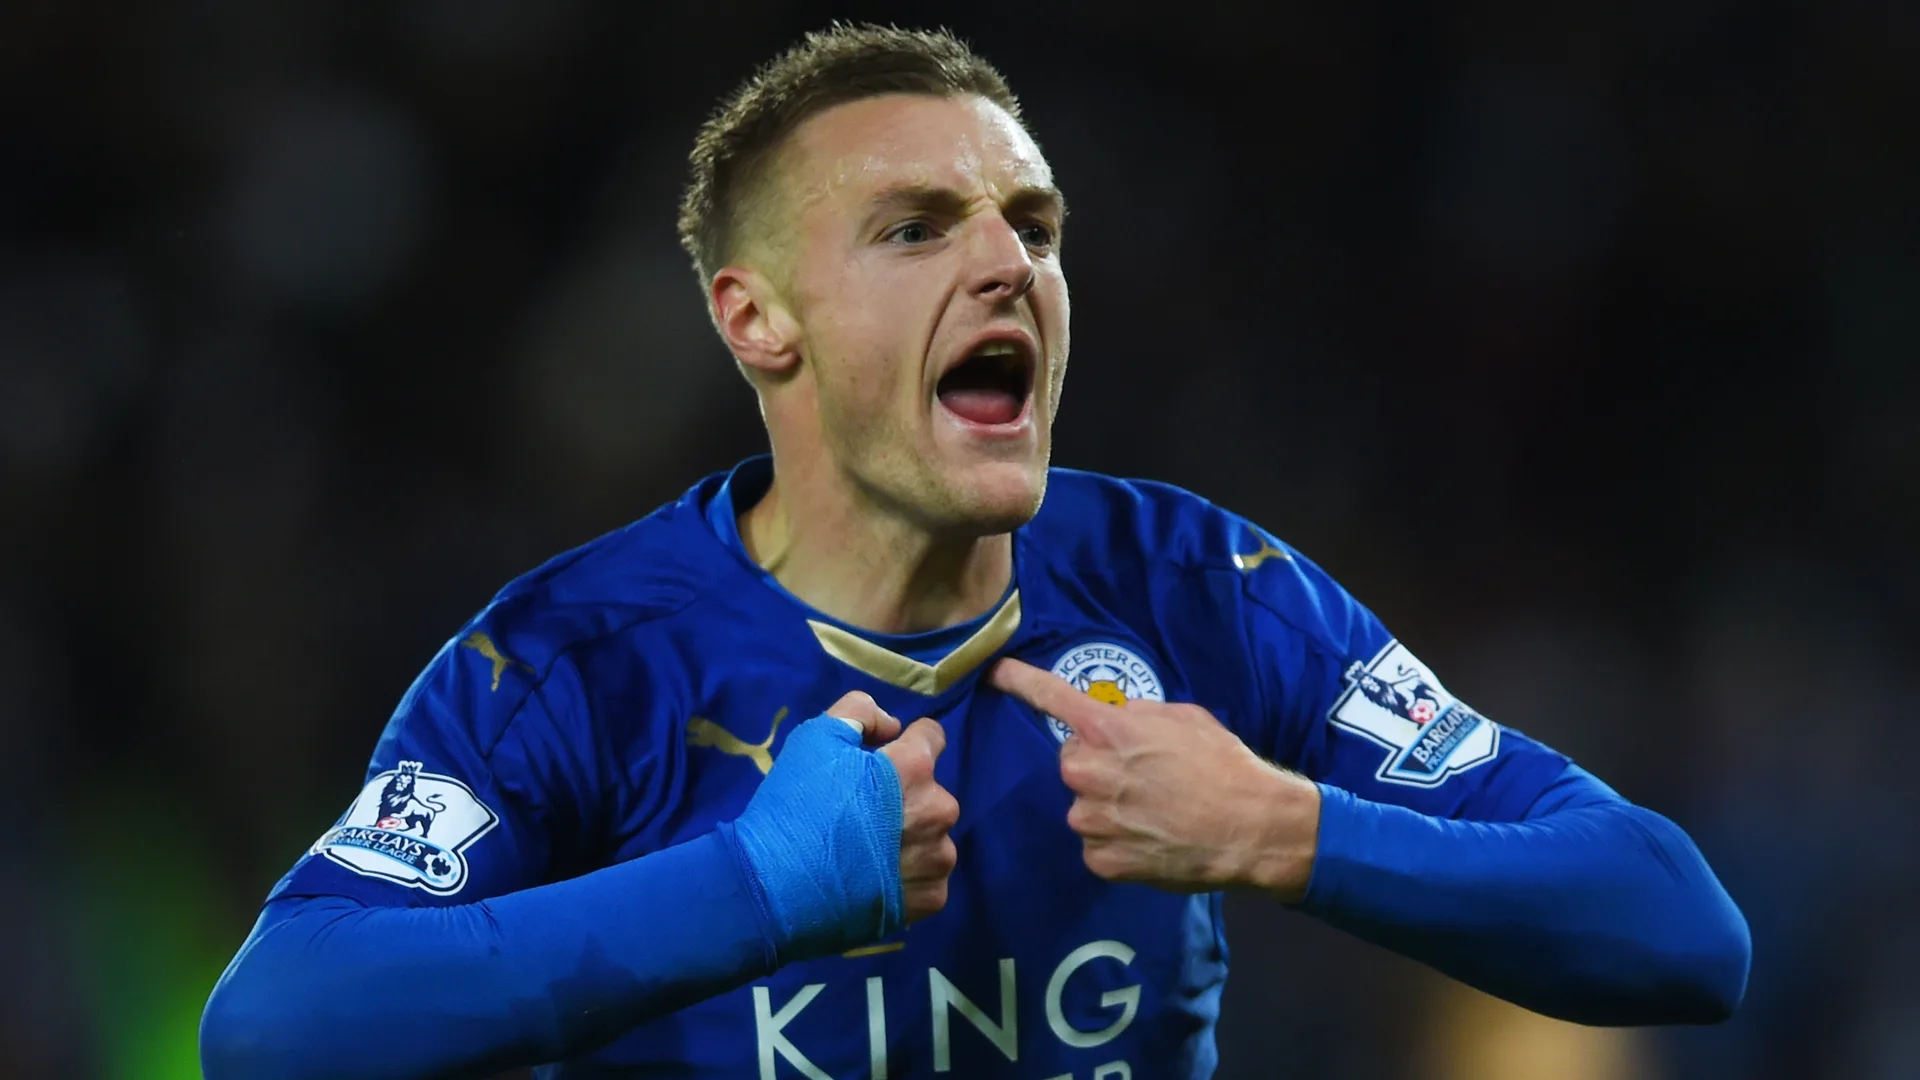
[807,591,1022,695]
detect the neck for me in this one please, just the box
[739,461,1013,636]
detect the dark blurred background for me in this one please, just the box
[2,2,1915,1078]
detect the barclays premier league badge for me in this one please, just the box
[1327,641,1499,786]
[312,761,499,894]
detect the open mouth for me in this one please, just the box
[936,340,1034,427]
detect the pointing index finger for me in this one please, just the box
[988,658,1116,728]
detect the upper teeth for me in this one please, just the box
[975,341,1021,357]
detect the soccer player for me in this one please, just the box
[200,24,1749,1080]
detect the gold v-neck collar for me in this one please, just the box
[807,591,1022,696]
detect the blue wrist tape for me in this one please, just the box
[727,713,905,962]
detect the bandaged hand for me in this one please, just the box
[728,692,958,964]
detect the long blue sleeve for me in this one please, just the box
[1223,524,1750,1025]
[1300,767,1752,1025]
[202,703,913,1080]
[201,827,777,1079]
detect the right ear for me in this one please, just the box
[712,265,801,378]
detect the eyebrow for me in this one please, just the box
[861,182,1069,232]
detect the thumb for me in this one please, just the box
[787,711,865,750]
[882,717,948,768]
[823,691,903,746]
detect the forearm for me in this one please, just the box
[1296,779,1751,1025]
[200,827,777,1080]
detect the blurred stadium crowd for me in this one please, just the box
[1,3,1915,1078]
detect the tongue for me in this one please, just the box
[940,388,1022,426]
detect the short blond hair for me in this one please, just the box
[676,23,1024,288]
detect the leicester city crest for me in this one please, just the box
[1045,641,1165,742]
[311,761,499,894]
[1328,641,1499,786]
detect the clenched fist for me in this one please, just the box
[826,693,961,925]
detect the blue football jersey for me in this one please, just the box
[272,456,1574,1079]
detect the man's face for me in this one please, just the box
[772,93,1069,535]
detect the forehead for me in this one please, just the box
[780,93,1055,214]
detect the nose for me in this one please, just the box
[964,214,1036,304]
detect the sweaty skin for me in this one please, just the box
[714,94,1069,635]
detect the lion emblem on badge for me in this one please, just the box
[1349,669,1445,727]
[374,761,448,837]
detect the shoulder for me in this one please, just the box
[1032,467,1323,589]
[401,472,741,750]
[1030,468,1254,574]
[482,497,718,658]
[1028,468,1372,654]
